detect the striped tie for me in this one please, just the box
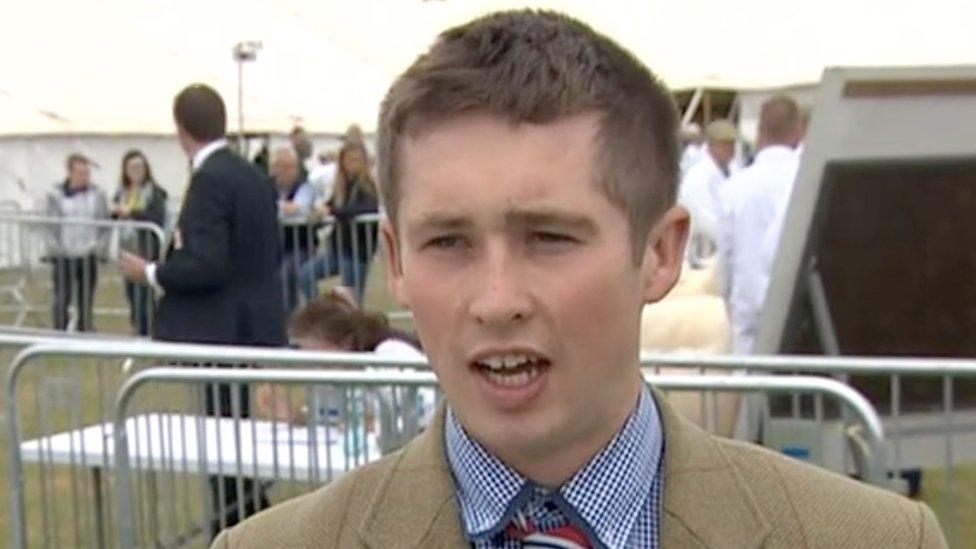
[506,510,592,549]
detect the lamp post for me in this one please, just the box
[232,40,262,156]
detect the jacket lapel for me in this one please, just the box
[655,389,771,548]
[358,407,466,548]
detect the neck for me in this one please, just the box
[492,377,642,488]
[757,138,794,152]
[184,142,204,159]
[710,152,730,174]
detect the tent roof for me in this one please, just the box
[3,0,974,135]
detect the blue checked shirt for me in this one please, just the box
[445,385,664,548]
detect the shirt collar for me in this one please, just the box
[192,138,228,171]
[446,384,664,548]
[703,150,730,178]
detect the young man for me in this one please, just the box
[213,11,945,548]
[44,153,110,331]
[119,84,287,534]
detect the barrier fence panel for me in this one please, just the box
[0,331,148,549]
[112,368,437,548]
[0,213,166,336]
[109,367,884,549]
[6,340,975,547]
[277,213,381,314]
[641,353,976,546]
[4,340,429,549]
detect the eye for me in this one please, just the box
[531,232,577,244]
[423,235,466,250]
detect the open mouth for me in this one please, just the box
[472,352,551,388]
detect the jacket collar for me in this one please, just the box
[358,407,466,548]
[656,388,770,548]
[358,388,770,549]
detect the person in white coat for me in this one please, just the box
[718,96,802,353]
[678,120,739,266]
[678,122,703,176]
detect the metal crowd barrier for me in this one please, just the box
[641,352,976,545]
[277,213,381,312]
[4,340,428,549]
[0,213,166,335]
[107,367,881,549]
[6,340,974,547]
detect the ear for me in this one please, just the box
[381,219,410,309]
[640,205,690,304]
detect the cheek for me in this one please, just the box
[545,261,641,346]
[402,272,457,343]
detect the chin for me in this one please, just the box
[474,407,565,452]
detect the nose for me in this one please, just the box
[467,242,533,327]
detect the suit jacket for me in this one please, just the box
[153,148,286,346]
[213,390,946,548]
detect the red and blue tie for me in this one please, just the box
[506,510,592,549]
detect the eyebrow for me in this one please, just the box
[503,207,599,236]
[407,207,600,236]
[408,212,474,234]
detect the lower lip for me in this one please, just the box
[472,362,550,411]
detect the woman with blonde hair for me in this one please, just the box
[298,140,379,302]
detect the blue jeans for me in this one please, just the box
[124,280,152,336]
[281,251,311,315]
[297,247,371,303]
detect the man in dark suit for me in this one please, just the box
[119,83,286,535]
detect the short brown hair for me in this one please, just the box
[173,84,226,142]
[377,10,680,254]
[758,95,801,145]
[65,153,89,171]
[289,291,417,352]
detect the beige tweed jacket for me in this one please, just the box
[213,391,946,548]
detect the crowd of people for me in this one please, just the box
[40,121,380,335]
[677,95,807,354]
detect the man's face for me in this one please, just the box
[272,156,300,187]
[709,140,735,170]
[385,112,686,464]
[68,161,91,187]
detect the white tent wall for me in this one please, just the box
[3,0,975,137]
[0,134,354,211]
[0,136,184,209]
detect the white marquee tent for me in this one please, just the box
[2,0,974,203]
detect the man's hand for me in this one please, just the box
[119,251,149,285]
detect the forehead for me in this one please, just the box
[397,112,604,221]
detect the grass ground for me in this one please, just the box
[1,262,974,547]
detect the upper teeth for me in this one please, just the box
[479,354,538,371]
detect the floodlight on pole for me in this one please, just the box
[232,40,262,155]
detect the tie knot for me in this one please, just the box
[505,510,592,548]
